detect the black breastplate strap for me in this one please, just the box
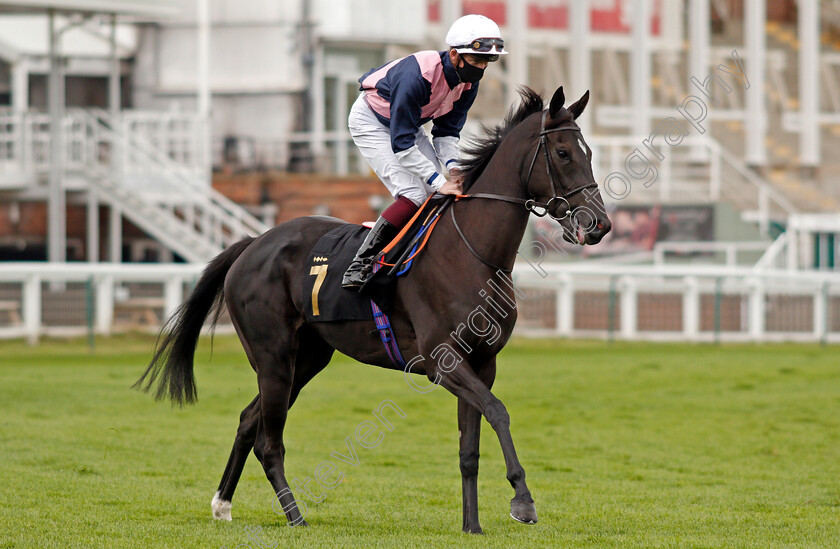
[449,206,511,273]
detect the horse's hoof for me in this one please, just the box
[291,519,309,527]
[211,491,232,521]
[510,499,538,524]
[462,524,484,534]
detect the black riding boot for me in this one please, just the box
[342,216,398,289]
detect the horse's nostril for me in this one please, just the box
[597,222,604,230]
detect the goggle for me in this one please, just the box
[460,52,500,63]
[456,37,504,60]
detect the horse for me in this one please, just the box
[135,86,611,534]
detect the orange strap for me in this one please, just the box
[376,213,443,268]
[379,194,435,256]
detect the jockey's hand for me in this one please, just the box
[449,167,465,186]
[438,177,463,196]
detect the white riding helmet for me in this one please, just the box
[445,14,508,57]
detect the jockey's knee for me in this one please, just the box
[397,190,426,207]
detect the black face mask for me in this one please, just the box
[455,57,485,84]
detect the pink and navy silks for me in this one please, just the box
[359,50,478,164]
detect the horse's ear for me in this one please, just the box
[568,90,590,120]
[548,86,565,118]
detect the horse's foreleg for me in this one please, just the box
[457,358,495,534]
[458,397,482,533]
[438,361,537,525]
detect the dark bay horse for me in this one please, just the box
[136,86,611,534]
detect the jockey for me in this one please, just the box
[341,14,507,289]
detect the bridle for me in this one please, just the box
[463,109,598,221]
[522,110,598,219]
[450,109,600,271]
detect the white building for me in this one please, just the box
[132,0,430,172]
[0,0,837,268]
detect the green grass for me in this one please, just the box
[1,335,839,548]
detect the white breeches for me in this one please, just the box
[348,94,442,206]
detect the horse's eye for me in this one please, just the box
[556,149,570,161]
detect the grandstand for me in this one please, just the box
[0,0,837,343]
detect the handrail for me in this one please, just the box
[83,162,219,262]
[753,231,792,271]
[0,108,270,261]
[78,111,248,242]
[709,140,798,215]
[74,109,268,249]
[85,108,269,236]
[512,261,840,282]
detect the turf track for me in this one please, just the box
[1,335,838,548]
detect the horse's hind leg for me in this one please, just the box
[212,327,334,521]
[212,396,261,520]
[255,325,335,526]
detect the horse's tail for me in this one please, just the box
[133,236,256,405]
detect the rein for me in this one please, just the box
[450,109,598,271]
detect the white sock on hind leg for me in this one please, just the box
[212,491,232,521]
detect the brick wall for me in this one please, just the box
[0,173,389,259]
[213,172,390,225]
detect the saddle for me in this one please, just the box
[301,196,450,323]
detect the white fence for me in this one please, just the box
[653,241,771,267]
[1,262,838,345]
[512,263,840,343]
[0,263,218,343]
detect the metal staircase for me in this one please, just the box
[0,107,271,262]
[84,162,222,262]
[77,109,270,260]
[588,134,797,238]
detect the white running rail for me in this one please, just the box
[653,241,771,267]
[512,262,840,343]
[0,262,836,344]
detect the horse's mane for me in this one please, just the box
[460,86,546,190]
